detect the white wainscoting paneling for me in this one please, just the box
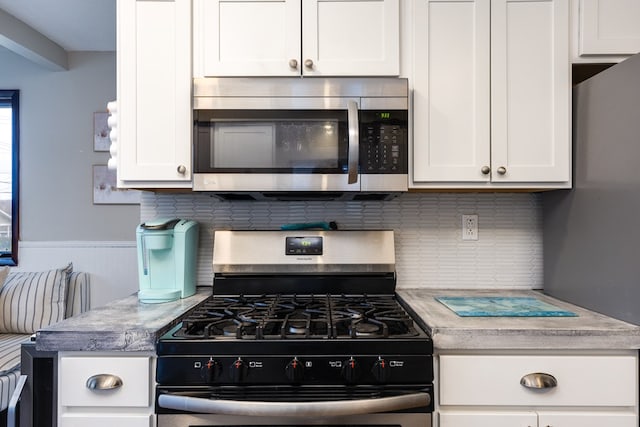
[14,241,138,309]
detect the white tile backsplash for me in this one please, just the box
[140,192,542,290]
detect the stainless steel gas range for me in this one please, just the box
[155,230,433,427]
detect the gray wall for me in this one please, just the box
[0,49,140,241]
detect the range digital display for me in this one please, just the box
[286,236,323,255]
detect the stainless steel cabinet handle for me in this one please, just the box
[497,166,507,175]
[177,165,187,175]
[481,166,491,175]
[520,372,557,390]
[289,59,298,69]
[304,59,314,69]
[86,374,123,391]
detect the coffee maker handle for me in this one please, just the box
[141,235,149,275]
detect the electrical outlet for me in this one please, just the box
[462,214,478,241]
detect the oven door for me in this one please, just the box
[157,386,431,427]
[158,413,429,427]
[193,101,361,193]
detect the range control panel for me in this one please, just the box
[157,354,433,386]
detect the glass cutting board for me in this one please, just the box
[435,296,577,317]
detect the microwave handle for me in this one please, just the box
[347,100,359,184]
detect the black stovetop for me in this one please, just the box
[156,293,433,387]
[165,293,427,341]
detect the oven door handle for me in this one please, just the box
[347,99,359,185]
[158,392,430,417]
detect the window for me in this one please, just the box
[0,90,19,266]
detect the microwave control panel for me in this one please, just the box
[361,111,408,174]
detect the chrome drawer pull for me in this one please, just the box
[520,372,557,390]
[86,374,123,391]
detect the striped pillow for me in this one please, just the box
[65,272,91,318]
[0,267,8,287]
[0,264,72,333]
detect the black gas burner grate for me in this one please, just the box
[173,294,420,340]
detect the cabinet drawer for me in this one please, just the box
[60,356,151,407]
[439,354,637,406]
[60,414,152,427]
[439,410,637,427]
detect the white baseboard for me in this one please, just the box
[16,241,138,309]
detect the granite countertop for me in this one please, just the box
[397,289,640,350]
[35,287,640,353]
[35,287,211,352]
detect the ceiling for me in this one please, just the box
[0,0,115,52]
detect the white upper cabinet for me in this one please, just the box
[197,0,301,76]
[490,0,571,185]
[412,0,491,183]
[301,0,399,76]
[574,0,640,62]
[411,0,571,189]
[116,0,192,188]
[194,0,400,76]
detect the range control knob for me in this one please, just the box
[285,358,305,383]
[201,358,221,383]
[341,357,361,383]
[371,357,391,383]
[229,358,248,383]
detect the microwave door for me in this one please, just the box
[213,124,276,169]
[193,108,360,192]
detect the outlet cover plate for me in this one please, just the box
[462,214,478,241]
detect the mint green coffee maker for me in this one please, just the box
[136,218,198,303]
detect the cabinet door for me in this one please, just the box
[439,354,637,407]
[59,355,153,427]
[60,415,152,427]
[412,0,491,184]
[490,0,570,184]
[117,0,192,186]
[578,0,640,57]
[302,0,399,76]
[538,412,638,427]
[199,0,301,76]
[440,411,638,427]
[440,411,537,427]
[59,357,151,407]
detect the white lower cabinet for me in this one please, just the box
[437,352,638,427]
[440,411,537,427]
[58,353,155,427]
[58,415,152,427]
[440,411,636,427]
[539,412,637,427]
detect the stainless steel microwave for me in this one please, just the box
[192,77,408,201]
